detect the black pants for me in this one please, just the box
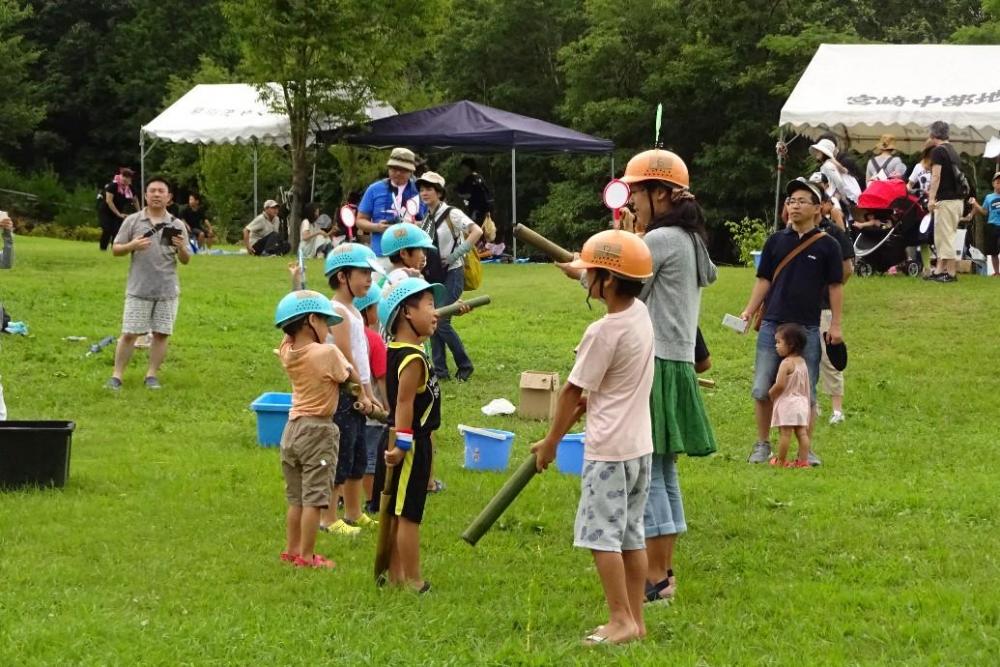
[99,216,122,251]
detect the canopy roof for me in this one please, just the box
[779,44,1000,155]
[142,83,396,146]
[335,100,613,153]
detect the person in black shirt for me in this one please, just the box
[98,167,139,251]
[456,157,494,225]
[927,121,964,282]
[181,193,216,251]
[740,177,844,466]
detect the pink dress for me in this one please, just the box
[771,357,811,427]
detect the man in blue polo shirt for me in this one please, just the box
[740,177,844,466]
[356,147,420,257]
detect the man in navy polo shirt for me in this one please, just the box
[356,147,421,257]
[740,177,844,465]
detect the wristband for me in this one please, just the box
[395,429,413,451]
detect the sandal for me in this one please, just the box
[417,581,432,594]
[582,633,610,646]
[293,554,336,569]
[644,569,676,604]
[279,551,298,564]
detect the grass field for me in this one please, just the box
[1,236,999,665]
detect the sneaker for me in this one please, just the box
[922,272,939,281]
[934,273,958,283]
[105,377,123,391]
[748,441,772,464]
[807,449,822,467]
[144,376,162,390]
[829,410,845,425]
[293,554,336,569]
[349,514,378,529]
[322,519,361,537]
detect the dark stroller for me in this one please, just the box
[853,179,925,277]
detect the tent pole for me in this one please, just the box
[511,148,517,259]
[253,142,259,215]
[310,152,317,202]
[610,154,615,178]
[139,131,145,208]
[773,130,786,230]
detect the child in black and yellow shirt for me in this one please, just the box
[371,277,445,593]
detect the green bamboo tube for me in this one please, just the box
[344,382,362,398]
[435,295,491,318]
[513,224,574,263]
[461,453,539,546]
[357,402,388,423]
[697,378,716,389]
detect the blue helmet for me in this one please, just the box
[377,277,446,332]
[324,242,377,278]
[274,290,341,328]
[380,222,435,257]
[353,284,383,313]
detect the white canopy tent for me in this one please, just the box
[140,83,396,210]
[779,44,1000,155]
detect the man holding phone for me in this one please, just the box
[107,177,190,390]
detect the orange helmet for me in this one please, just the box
[569,230,653,281]
[620,149,689,190]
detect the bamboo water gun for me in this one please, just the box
[434,295,491,318]
[513,224,574,263]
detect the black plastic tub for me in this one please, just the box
[0,421,75,490]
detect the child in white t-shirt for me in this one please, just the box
[531,230,655,647]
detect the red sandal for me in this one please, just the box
[293,554,337,569]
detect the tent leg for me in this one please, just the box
[139,131,145,208]
[511,148,517,259]
[253,142,259,215]
[310,156,317,202]
[773,130,786,230]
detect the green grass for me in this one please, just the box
[1,236,999,665]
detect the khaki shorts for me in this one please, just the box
[819,309,844,397]
[281,417,339,507]
[934,199,963,260]
[122,296,179,335]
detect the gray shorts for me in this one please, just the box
[573,454,652,553]
[122,295,179,335]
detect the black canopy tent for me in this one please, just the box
[319,100,614,257]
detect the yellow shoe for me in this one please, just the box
[324,519,361,537]
[354,514,378,529]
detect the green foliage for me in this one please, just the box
[198,144,288,243]
[23,222,101,242]
[724,216,769,266]
[0,0,43,150]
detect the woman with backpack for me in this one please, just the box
[866,135,907,184]
[416,171,483,382]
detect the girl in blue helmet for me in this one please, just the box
[378,222,435,289]
[371,277,445,592]
[273,289,360,569]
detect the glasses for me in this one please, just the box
[785,198,815,207]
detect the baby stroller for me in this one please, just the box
[852,179,925,277]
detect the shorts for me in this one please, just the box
[985,224,1000,256]
[752,320,821,405]
[643,453,686,538]
[364,423,387,475]
[574,454,652,552]
[122,295,179,335]
[333,392,366,485]
[819,309,844,396]
[372,432,433,524]
[280,416,339,507]
[933,199,963,260]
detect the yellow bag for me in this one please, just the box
[464,247,483,290]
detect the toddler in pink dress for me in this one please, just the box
[768,323,812,468]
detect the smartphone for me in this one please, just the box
[722,313,749,334]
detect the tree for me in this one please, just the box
[223,0,444,251]
[0,0,44,153]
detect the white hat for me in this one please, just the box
[809,138,838,160]
[263,199,279,209]
[386,147,416,171]
[415,171,446,190]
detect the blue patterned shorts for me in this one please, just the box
[573,454,652,553]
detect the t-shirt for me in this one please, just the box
[567,300,655,462]
[386,342,441,436]
[279,338,352,420]
[100,182,135,222]
[299,218,326,258]
[931,144,962,201]
[456,173,493,219]
[424,204,475,269]
[358,178,421,256]
[818,218,854,310]
[866,155,907,182]
[245,213,279,246]
[757,226,843,327]
[181,206,206,231]
[908,163,932,197]
[364,327,387,379]
[114,210,189,300]
[982,193,1000,226]
[330,300,371,385]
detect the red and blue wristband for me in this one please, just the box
[395,429,413,451]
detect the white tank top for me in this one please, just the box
[329,299,371,385]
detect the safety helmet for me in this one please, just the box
[377,277,446,332]
[324,242,377,277]
[274,290,342,328]
[380,222,435,257]
[569,229,653,281]
[353,283,383,313]
[620,149,690,190]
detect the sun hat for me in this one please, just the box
[386,147,416,171]
[323,242,377,277]
[809,138,838,160]
[415,171,446,191]
[569,229,654,280]
[380,222,435,257]
[274,290,342,328]
[824,334,848,372]
[875,134,896,152]
[620,149,689,190]
[992,171,1000,181]
[377,276,446,332]
[786,177,823,204]
[263,199,280,209]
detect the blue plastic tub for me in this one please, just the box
[555,433,585,475]
[459,425,515,472]
[250,392,292,447]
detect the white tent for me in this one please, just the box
[779,44,1000,155]
[140,83,396,209]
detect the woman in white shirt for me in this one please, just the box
[299,202,331,258]
[416,171,483,381]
